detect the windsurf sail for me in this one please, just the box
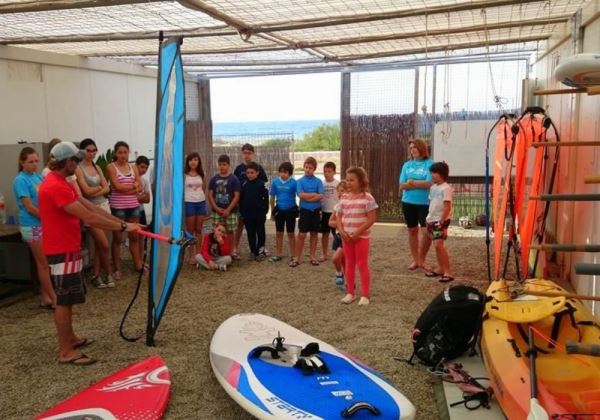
[146,36,187,346]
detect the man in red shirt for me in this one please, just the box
[39,142,142,365]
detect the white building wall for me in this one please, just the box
[0,45,196,158]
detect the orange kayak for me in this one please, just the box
[482,279,600,420]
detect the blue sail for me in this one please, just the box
[147,36,186,345]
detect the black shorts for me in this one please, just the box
[47,251,86,306]
[332,233,342,250]
[298,208,321,233]
[320,212,336,234]
[402,202,429,228]
[275,208,297,233]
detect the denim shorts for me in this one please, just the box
[185,201,207,217]
[20,225,42,243]
[110,207,141,220]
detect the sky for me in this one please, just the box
[210,73,341,122]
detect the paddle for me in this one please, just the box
[527,326,549,420]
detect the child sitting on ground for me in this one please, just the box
[328,180,347,288]
[195,222,232,271]
[424,162,454,283]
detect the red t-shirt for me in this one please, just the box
[39,172,81,255]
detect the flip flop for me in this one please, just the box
[73,338,95,349]
[59,354,97,366]
[39,303,55,310]
[288,260,300,268]
[310,260,320,266]
[425,271,442,278]
[439,276,455,283]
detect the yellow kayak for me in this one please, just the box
[481,279,600,420]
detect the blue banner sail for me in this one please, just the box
[147,36,186,346]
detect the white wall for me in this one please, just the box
[0,45,196,159]
[531,1,600,315]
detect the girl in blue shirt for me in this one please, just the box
[398,139,434,271]
[12,147,56,308]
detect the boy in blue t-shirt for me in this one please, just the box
[208,154,241,258]
[269,161,297,262]
[290,157,324,267]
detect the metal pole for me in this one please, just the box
[530,244,600,252]
[530,193,600,201]
[575,262,600,276]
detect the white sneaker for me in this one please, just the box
[358,297,370,306]
[341,294,356,304]
[104,274,115,288]
[218,264,227,272]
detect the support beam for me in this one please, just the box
[585,175,600,184]
[181,0,546,34]
[334,35,549,62]
[0,0,163,14]
[88,44,291,57]
[530,244,600,252]
[575,262,600,276]
[530,193,600,201]
[340,71,351,174]
[532,141,600,147]
[3,15,569,47]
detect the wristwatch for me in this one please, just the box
[120,221,127,232]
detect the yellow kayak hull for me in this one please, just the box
[482,280,600,420]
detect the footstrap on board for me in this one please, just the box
[294,355,330,375]
[250,346,281,359]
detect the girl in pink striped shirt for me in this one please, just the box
[337,167,378,306]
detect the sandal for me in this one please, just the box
[59,353,97,366]
[310,260,320,266]
[289,260,300,268]
[439,276,455,283]
[73,338,95,349]
[425,271,442,278]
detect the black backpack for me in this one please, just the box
[407,285,485,367]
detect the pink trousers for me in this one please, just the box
[342,237,371,297]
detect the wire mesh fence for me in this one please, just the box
[212,132,294,184]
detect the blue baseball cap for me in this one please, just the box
[50,142,85,162]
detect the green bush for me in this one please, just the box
[95,148,113,180]
[295,124,340,151]
[262,138,293,148]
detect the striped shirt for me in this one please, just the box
[109,163,139,209]
[338,192,378,238]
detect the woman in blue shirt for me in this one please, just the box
[399,139,434,271]
[12,147,56,308]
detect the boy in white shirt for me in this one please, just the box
[319,161,339,261]
[424,162,454,283]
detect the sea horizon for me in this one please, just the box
[213,118,339,140]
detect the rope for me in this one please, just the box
[119,235,149,342]
[481,8,508,112]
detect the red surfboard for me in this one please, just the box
[36,356,170,420]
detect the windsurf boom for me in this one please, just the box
[146,35,189,346]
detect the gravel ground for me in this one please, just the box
[0,223,490,419]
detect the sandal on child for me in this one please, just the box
[310,260,320,266]
[289,259,300,268]
[439,275,455,283]
[425,271,442,278]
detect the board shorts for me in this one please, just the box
[111,206,141,220]
[20,225,42,243]
[47,251,86,306]
[185,201,207,217]
[402,202,429,228]
[427,219,451,241]
[320,212,336,234]
[274,206,297,233]
[212,211,238,232]
[298,208,321,233]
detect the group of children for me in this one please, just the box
[183,142,454,306]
